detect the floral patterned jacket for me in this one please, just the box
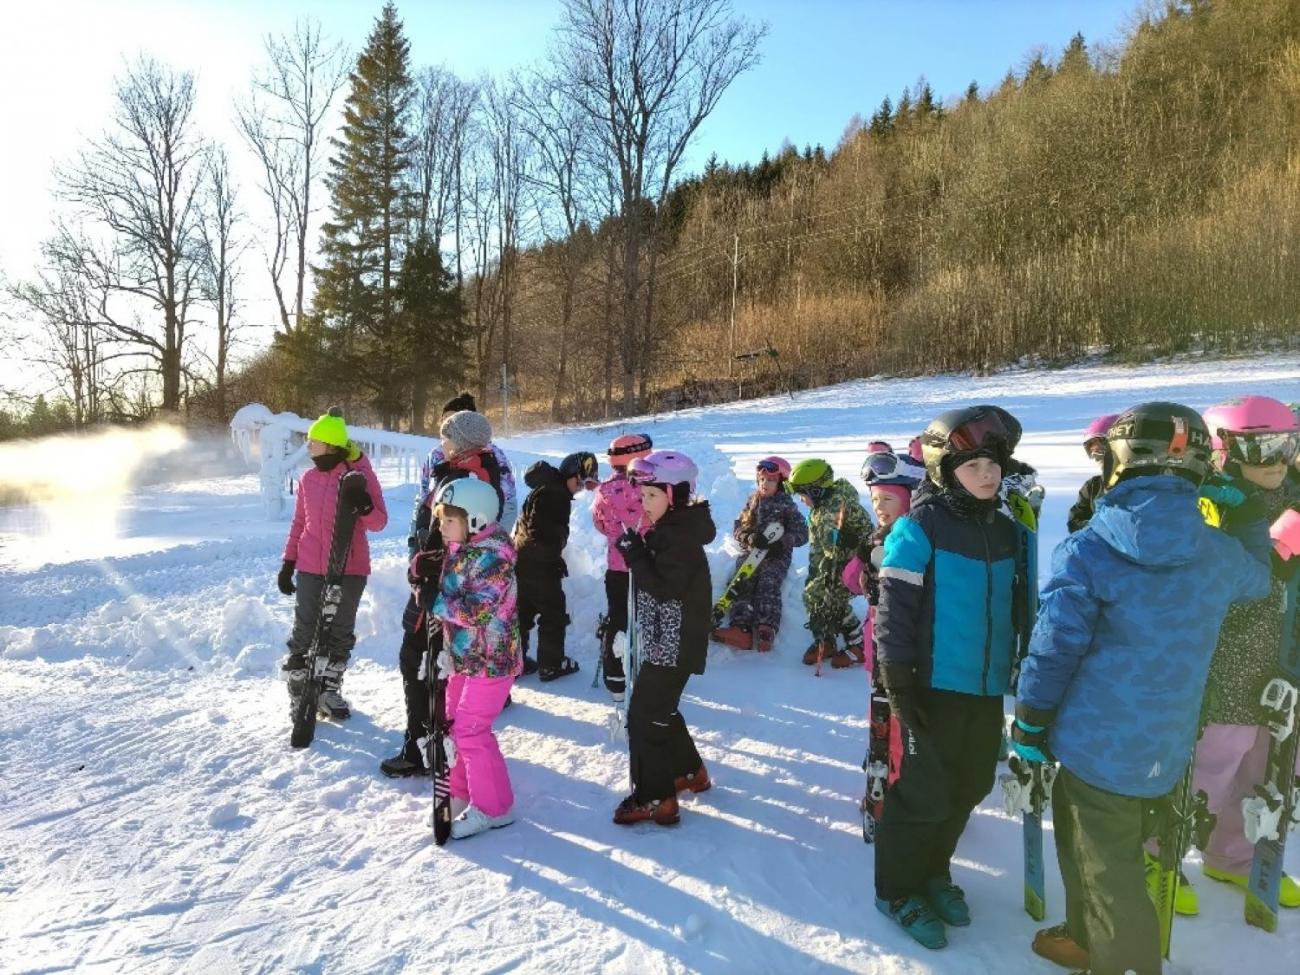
[432,527,523,678]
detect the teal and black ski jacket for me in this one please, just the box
[875,481,1018,696]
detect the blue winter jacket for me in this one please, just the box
[1016,475,1271,798]
[876,483,1019,696]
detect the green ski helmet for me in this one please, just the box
[789,458,834,503]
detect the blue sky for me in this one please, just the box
[0,0,1142,398]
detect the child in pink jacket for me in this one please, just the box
[591,433,653,701]
[279,408,388,720]
[428,476,523,840]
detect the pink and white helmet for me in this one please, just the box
[1203,395,1300,466]
[627,450,698,490]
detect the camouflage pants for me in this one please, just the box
[730,554,791,631]
[803,571,861,644]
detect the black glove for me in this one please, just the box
[431,460,453,487]
[746,530,772,550]
[340,470,373,515]
[277,559,296,596]
[881,663,926,731]
[615,528,647,562]
[409,549,445,587]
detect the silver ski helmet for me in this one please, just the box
[432,476,501,533]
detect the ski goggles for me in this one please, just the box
[946,411,1013,453]
[756,459,783,476]
[1223,430,1300,467]
[796,484,830,504]
[862,451,902,483]
[625,458,660,486]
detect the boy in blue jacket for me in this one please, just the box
[1013,402,1276,975]
[873,405,1023,949]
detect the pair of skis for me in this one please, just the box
[860,608,891,844]
[710,521,784,629]
[1000,484,1054,920]
[289,483,360,750]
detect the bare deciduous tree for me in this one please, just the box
[514,69,593,420]
[556,0,765,412]
[238,19,348,333]
[196,147,247,419]
[56,57,208,413]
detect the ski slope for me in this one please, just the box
[4,353,1300,975]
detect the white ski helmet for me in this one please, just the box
[431,476,501,533]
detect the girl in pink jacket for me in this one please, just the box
[591,433,653,701]
[279,409,388,720]
[428,476,523,840]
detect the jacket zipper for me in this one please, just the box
[979,517,992,695]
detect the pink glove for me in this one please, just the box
[1271,508,1300,561]
[842,555,865,595]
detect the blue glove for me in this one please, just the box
[1009,717,1050,764]
[1200,474,1246,509]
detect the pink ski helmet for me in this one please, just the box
[756,455,791,481]
[627,449,698,505]
[1084,413,1119,459]
[608,433,653,468]
[1203,395,1300,466]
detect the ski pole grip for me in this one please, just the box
[1270,508,1300,561]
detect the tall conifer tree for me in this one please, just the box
[314,2,415,427]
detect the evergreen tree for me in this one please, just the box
[313,2,416,428]
[869,96,894,136]
[1060,32,1090,75]
[965,80,980,103]
[396,233,467,432]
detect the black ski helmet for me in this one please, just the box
[1103,402,1213,489]
[920,405,1021,487]
[559,451,599,482]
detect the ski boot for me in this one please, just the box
[281,654,307,712]
[380,739,428,778]
[924,876,970,926]
[711,624,753,650]
[829,643,856,669]
[754,624,776,653]
[674,764,712,795]
[843,641,867,665]
[874,895,946,949]
[538,656,581,683]
[802,639,835,666]
[1204,865,1300,908]
[317,660,351,720]
[450,805,516,840]
[613,794,680,826]
[1031,923,1089,970]
[1144,851,1198,915]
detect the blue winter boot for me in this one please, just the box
[875,895,948,949]
[924,876,971,926]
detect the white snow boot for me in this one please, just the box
[450,805,515,840]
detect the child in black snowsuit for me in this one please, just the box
[513,451,598,682]
[613,449,716,825]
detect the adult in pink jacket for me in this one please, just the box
[279,408,388,720]
[591,433,653,700]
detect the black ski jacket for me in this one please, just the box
[624,502,717,675]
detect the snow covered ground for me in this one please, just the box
[4,353,1300,974]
